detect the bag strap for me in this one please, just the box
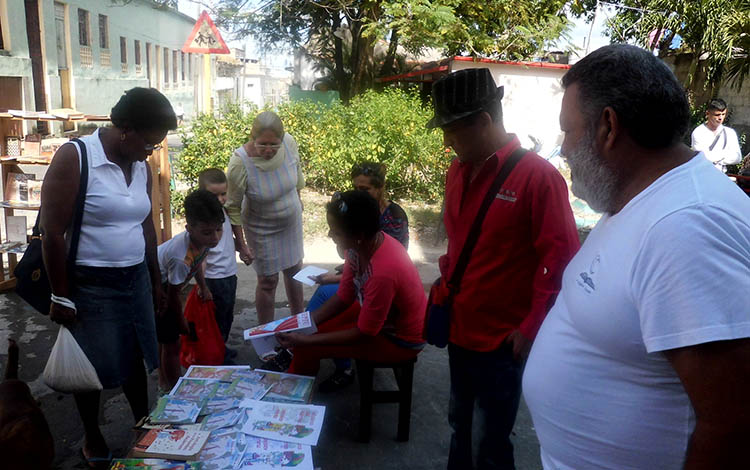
[31,139,89,264]
[709,128,725,151]
[446,146,526,295]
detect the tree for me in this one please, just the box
[572,0,750,90]
[213,0,571,101]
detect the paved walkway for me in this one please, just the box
[0,236,542,469]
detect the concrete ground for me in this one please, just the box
[0,235,542,469]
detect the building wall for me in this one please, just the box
[0,0,36,113]
[451,60,568,158]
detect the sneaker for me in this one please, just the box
[318,368,355,393]
[261,349,293,372]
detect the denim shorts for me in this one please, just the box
[69,261,159,389]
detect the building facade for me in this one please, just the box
[0,0,202,133]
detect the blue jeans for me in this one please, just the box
[447,342,523,470]
[206,275,238,342]
[307,283,351,371]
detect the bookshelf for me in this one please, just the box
[0,112,173,292]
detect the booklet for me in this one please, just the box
[256,370,315,404]
[148,396,202,424]
[131,428,211,460]
[6,216,26,243]
[225,378,272,401]
[185,365,249,381]
[200,397,242,416]
[4,173,33,203]
[197,430,247,463]
[199,407,245,433]
[229,369,266,384]
[292,265,328,286]
[237,437,314,470]
[109,459,202,470]
[241,400,326,446]
[170,378,221,401]
[244,312,316,361]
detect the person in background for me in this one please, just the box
[306,161,410,392]
[276,190,426,377]
[226,111,305,347]
[41,87,175,467]
[691,98,742,172]
[198,168,252,364]
[428,68,580,470]
[524,44,750,470]
[157,189,224,391]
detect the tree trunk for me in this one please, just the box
[380,27,399,78]
[331,13,349,103]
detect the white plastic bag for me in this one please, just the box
[43,325,103,393]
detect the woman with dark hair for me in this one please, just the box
[305,161,410,390]
[41,87,176,467]
[276,190,426,376]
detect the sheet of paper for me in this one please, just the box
[241,400,326,446]
[236,437,314,470]
[292,265,328,286]
[6,216,27,243]
[185,365,250,381]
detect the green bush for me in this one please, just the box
[174,89,450,203]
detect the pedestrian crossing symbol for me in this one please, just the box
[182,11,230,54]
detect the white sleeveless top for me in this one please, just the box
[74,129,151,267]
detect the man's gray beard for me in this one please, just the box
[565,135,619,214]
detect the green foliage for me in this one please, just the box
[278,88,450,201]
[173,90,450,203]
[175,103,258,191]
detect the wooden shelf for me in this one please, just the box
[1,157,51,165]
[0,202,40,210]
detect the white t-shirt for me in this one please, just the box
[691,123,742,170]
[158,231,207,286]
[205,208,237,279]
[523,154,750,470]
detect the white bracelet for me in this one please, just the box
[50,294,77,312]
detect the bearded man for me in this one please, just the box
[523,44,750,470]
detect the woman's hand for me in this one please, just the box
[239,245,254,266]
[312,272,341,285]
[276,331,306,349]
[49,303,76,327]
[197,285,213,302]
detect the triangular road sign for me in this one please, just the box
[182,11,230,54]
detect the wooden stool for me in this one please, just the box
[355,357,417,442]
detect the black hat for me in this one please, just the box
[427,68,504,129]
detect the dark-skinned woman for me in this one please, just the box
[41,88,176,467]
[276,190,426,376]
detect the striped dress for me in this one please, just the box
[236,134,304,276]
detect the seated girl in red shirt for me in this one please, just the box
[276,190,426,376]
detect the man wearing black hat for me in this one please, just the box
[428,68,579,469]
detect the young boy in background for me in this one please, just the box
[198,168,252,364]
[157,189,224,391]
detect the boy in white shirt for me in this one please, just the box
[198,169,252,364]
[691,98,742,172]
[157,189,224,391]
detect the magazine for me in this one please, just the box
[148,396,202,424]
[256,371,315,404]
[199,407,244,433]
[244,312,316,360]
[241,400,326,446]
[236,438,314,470]
[225,378,272,401]
[109,459,202,469]
[200,397,242,416]
[131,428,211,460]
[6,216,27,243]
[197,430,247,462]
[4,173,33,203]
[228,369,266,383]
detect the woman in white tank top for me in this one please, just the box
[40,88,177,465]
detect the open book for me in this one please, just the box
[243,312,316,361]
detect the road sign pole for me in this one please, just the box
[203,53,211,114]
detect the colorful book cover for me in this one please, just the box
[109,459,202,469]
[185,365,250,381]
[199,407,245,433]
[200,397,242,416]
[256,371,314,404]
[170,378,221,401]
[236,437,314,470]
[229,369,266,384]
[241,401,326,447]
[132,429,211,460]
[148,396,202,424]
[196,430,247,468]
[226,378,272,401]
[243,312,314,340]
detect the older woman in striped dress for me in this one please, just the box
[226,111,305,328]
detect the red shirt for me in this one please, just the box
[338,233,427,345]
[440,136,579,351]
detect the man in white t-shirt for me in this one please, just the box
[523,44,750,470]
[691,98,743,172]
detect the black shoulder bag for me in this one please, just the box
[424,147,526,348]
[15,138,89,315]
